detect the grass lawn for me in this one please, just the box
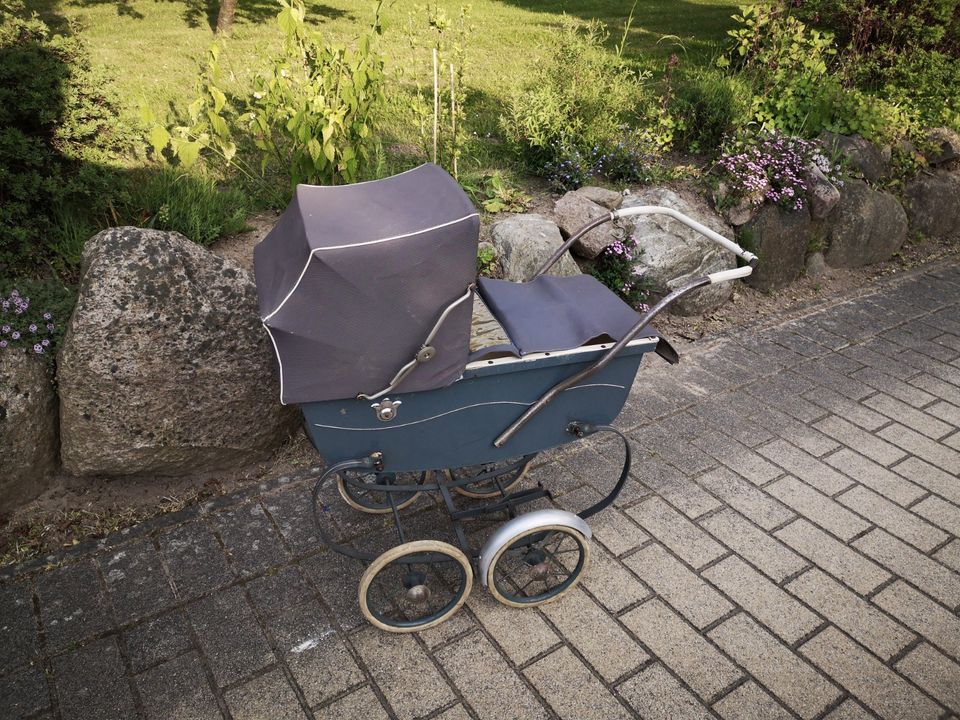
[35,0,749,169]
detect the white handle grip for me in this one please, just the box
[613,205,759,267]
[707,266,753,284]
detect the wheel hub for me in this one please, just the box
[403,569,430,603]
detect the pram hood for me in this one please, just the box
[254,164,480,404]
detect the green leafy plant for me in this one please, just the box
[589,233,651,308]
[477,173,530,213]
[0,279,76,363]
[476,245,497,276]
[671,69,751,153]
[147,0,387,190]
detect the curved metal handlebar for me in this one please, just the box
[532,204,758,280]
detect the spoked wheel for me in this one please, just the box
[447,455,535,499]
[359,540,473,632]
[486,524,590,607]
[336,469,428,514]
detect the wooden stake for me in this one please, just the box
[432,48,439,165]
[450,63,457,178]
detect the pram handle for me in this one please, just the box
[532,204,759,280]
[494,261,755,449]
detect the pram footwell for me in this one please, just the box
[301,337,658,472]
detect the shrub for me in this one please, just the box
[0,3,131,274]
[147,0,388,190]
[500,17,669,187]
[0,280,75,362]
[672,70,751,153]
[716,132,844,212]
[590,234,651,309]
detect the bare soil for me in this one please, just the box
[3,198,957,568]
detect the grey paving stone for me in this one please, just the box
[314,686,389,720]
[774,520,890,595]
[621,599,741,701]
[159,521,234,600]
[863,393,953,439]
[627,497,726,569]
[623,543,732,629]
[708,614,840,720]
[699,509,807,583]
[688,395,774,449]
[579,544,651,613]
[692,432,782,485]
[433,705,472,720]
[745,373,824,422]
[465,591,558,665]
[934,539,960,573]
[841,343,921,381]
[896,643,960,713]
[416,607,474,649]
[261,483,322,555]
[524,646,632,720]
[822,699,874,720]
[824,449,927,507]
[0,581,39,671]
[135,651,222,720]
[814,415,907,467]
[355,627,456,720]
[702,556,821,645]
[853,529,960,607]
[873,581,960,658]
[37,560,113,652]
[556,485,650,556]
[1,661,49,719]
[713,681,792,720]
[541,588,648,682]
[632,425,717,475]
[925,400,960,427]
[631,457,722,519]
[757,440,853,495]
[187,586,274,687]
[800,626,941,720]
[123,609,193,673]
[52,636,137,720]
[892,458,960,509]
[794,362,873,403]
[245,565,313,618]
[787,569,914,661]
[878,423,960,475]
[802,386,888,432]
[694,467,795,531]
[837,485,948,552]
[225,667,308,720]
[911,373,960,407]
[267,599,361,708]
[299,550,366,631]
[750,407,840,456]
[616,662,713,720]
[213,502,289,578]
[850,367,936,408]
[766,476,871,542]
[99,540,176,625]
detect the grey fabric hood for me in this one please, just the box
[254,164,480,404]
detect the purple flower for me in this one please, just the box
[46,323,54,331]
[0,340,6,348]
[33,344,43,354]
[1,325,8,334]
[41,338,50,347]
[43,312,51,320]
[11,331,20,340]
[28,323,37,333]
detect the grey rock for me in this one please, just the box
[490,214,580,282]
[0,350,57,510]
[623,188,736,315]
[553,192,619,258]
[575,185,623,210]
[714,181,764,226]
[904,172,960,240]
[820,132,891,183]
[742,204,813,292]
[806,251,829,280]
[923,127,960,166]
[805,162,841,220]
[825,180,908,268]
[58,227,297,477]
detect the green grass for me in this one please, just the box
[35,0,749,165]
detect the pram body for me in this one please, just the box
[254,164,757,631]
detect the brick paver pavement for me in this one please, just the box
[3,261,960,720]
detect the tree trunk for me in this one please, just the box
[216,0,237,34]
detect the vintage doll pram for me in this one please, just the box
[254,163,757,632]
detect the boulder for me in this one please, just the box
[904,172,960,240]
[58,227,298,477]
[490,214,580,282]
[574,186,623,210]
[713,181,764,227]
[741,204,813,292]
[805,162,841,221]
[553,192,621,259]
[819,132,891,183]
[923,127,960,167]
[622,188,736,315]
[824,180,908,268]
[0,351,57,509]
[806,251,829,280]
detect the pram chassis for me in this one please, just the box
[303,205,758,632]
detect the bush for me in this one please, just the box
[0,279,76,362]
[500,17,669,188]
[590,233,651,309]
[672,70,751,153]
[0,3,132,274]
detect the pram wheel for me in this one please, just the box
[485,523,590,608]
[336,469,428,514]
[447,455,536,499]
[359,540,473,632]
